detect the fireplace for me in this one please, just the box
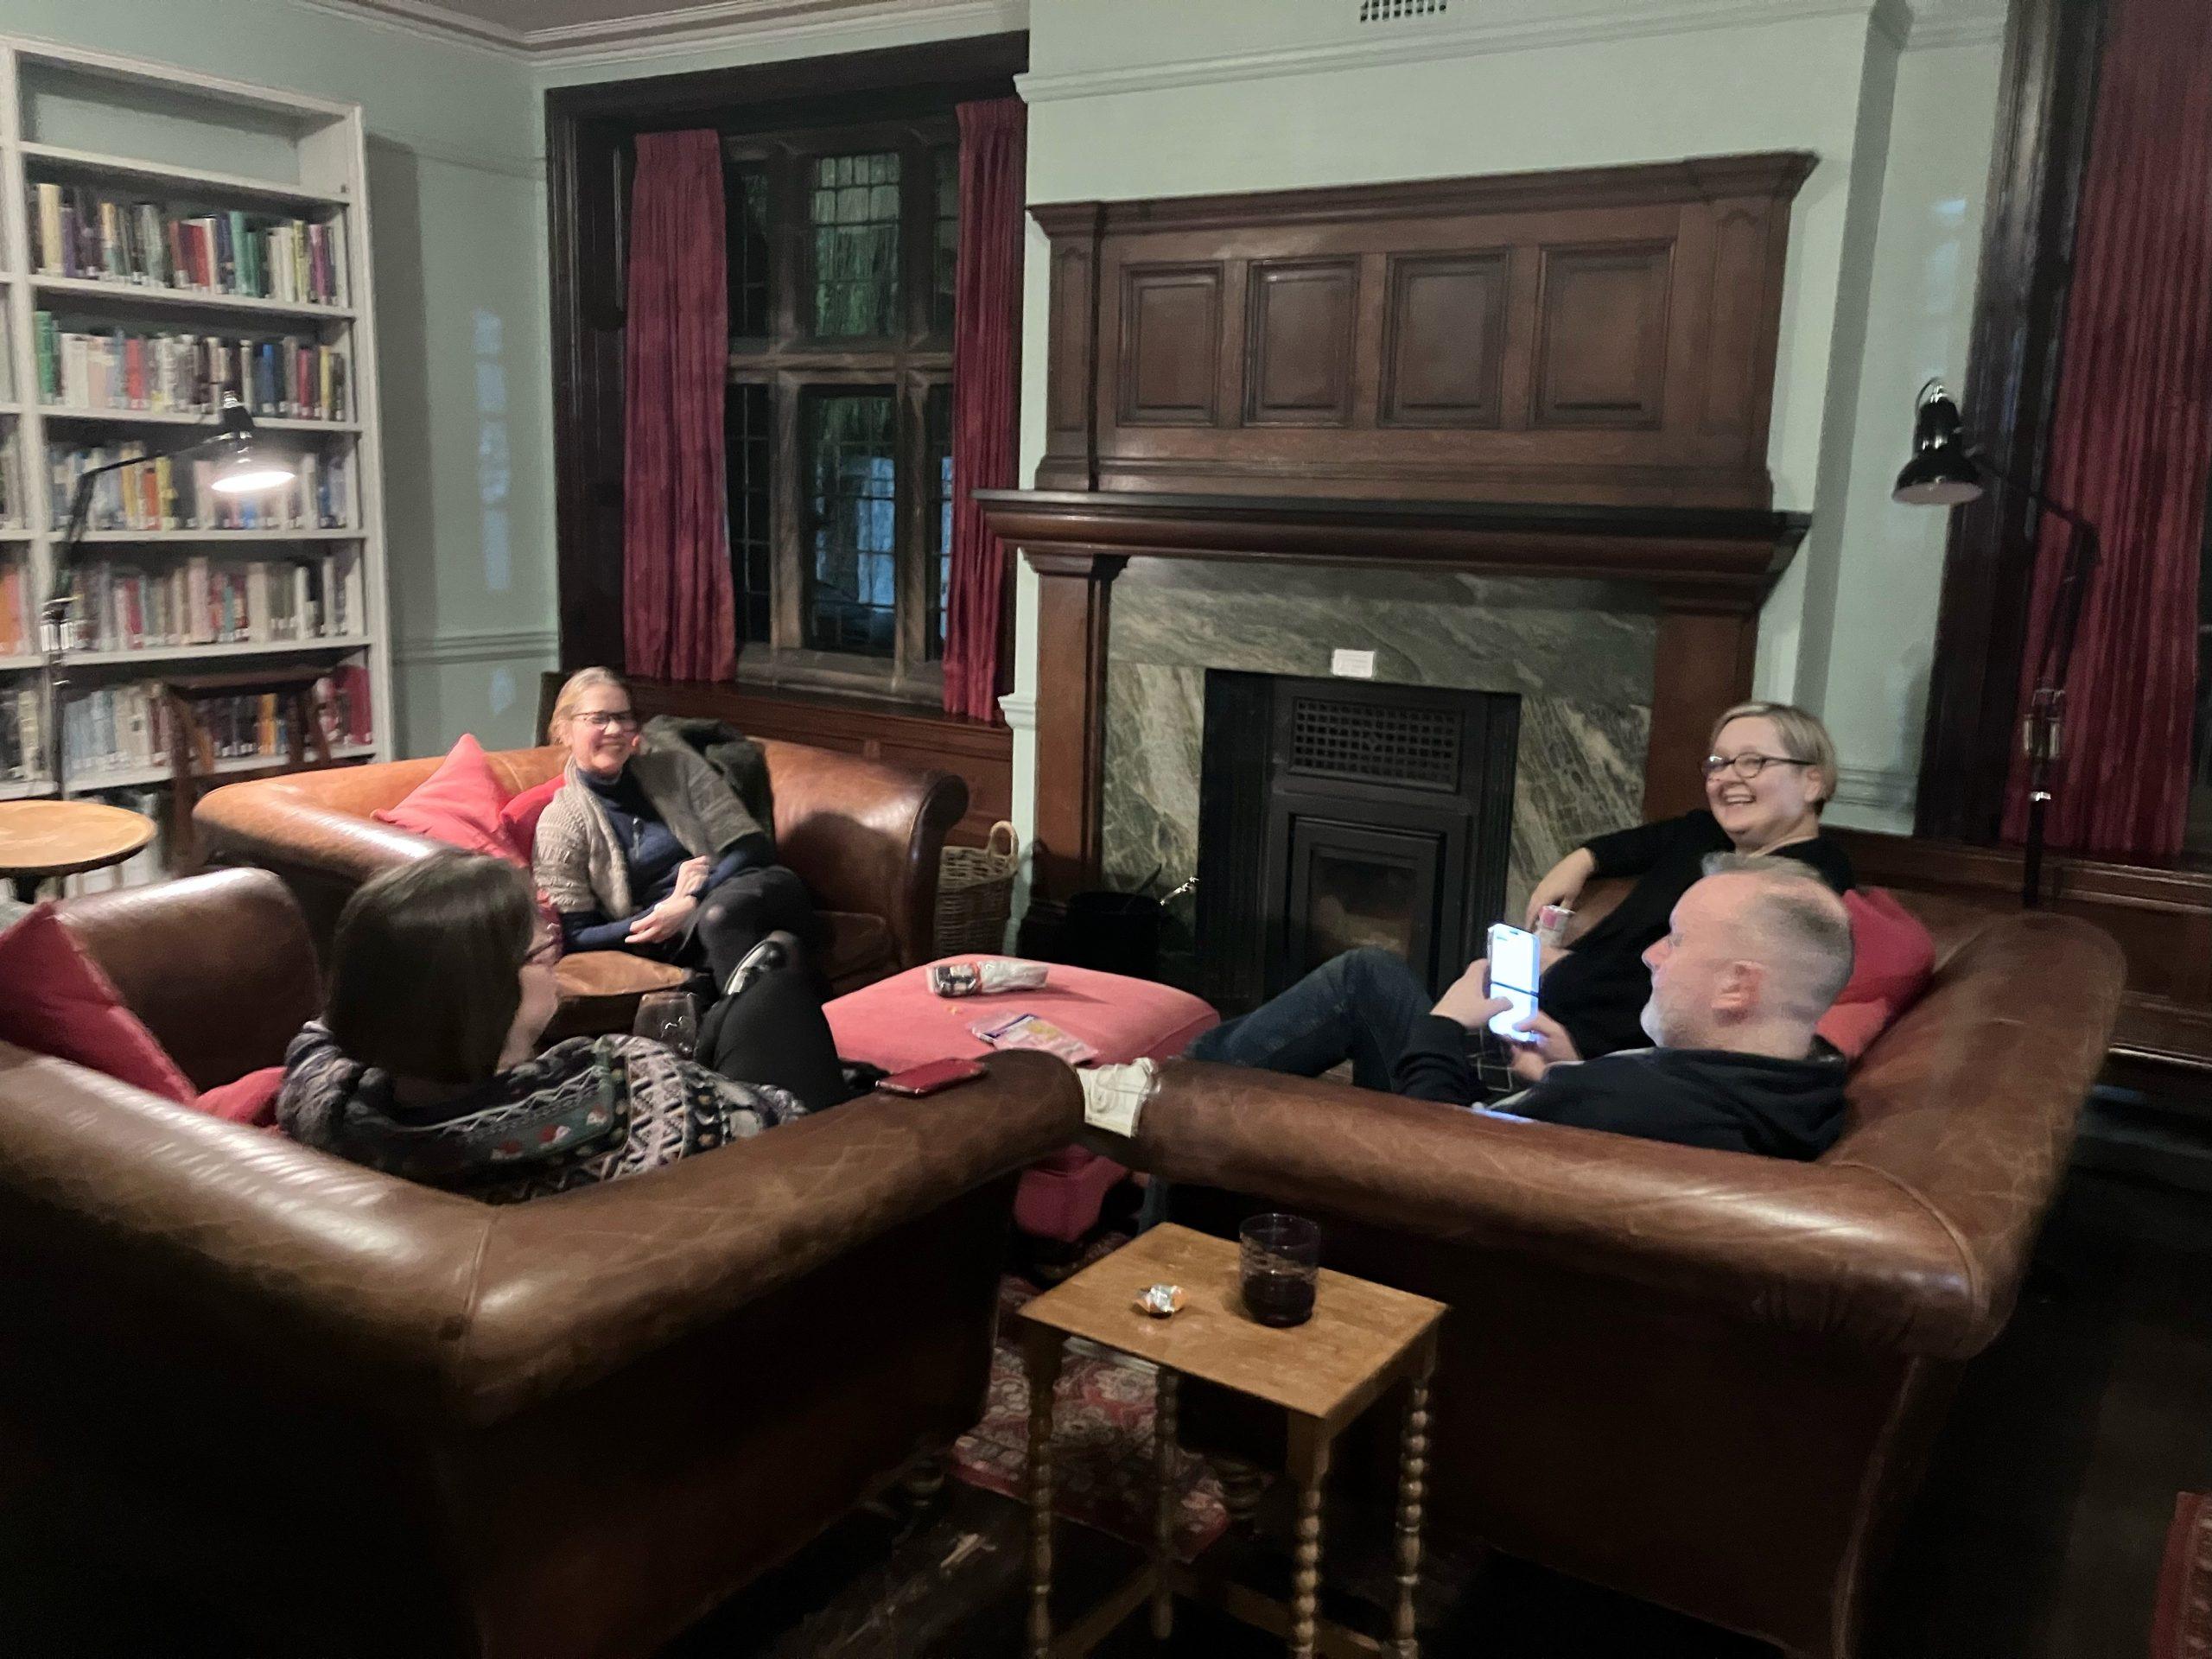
[1195,671,1517,1013]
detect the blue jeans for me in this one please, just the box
[1185,947,1433,1092]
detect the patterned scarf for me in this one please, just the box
[277,1021,807,1203]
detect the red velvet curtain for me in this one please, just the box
[942,97,1027,722]
[2001,0,2212,857]
[623,130,734,683]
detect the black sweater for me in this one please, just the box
[1536,810,1853,1060]
[1391,1019,1848,1160]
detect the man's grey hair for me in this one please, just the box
[1698,853,1855,1017]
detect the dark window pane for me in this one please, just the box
[724,158,771,340]
[810,151,901,338]
[926,383,953,660]
[802,390,897,656]
[727,383,773,644]
[933,145,958,337]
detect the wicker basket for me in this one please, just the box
[935,821,1020,957]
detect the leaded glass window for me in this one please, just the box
[717,118,962,698]
[811,151,902,339]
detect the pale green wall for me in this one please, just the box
[3,0,556,754]
[1009,0,1931,851]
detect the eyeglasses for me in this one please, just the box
[574,710,639,734]
[1702,753,1814,781]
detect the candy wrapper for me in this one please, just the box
[1135,1283,1185,1318]
[928,958,1051,998]
[968,1011,1098,1066]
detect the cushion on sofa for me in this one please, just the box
[0,903,195,1103]
[1817,886,1938,1060]
[194,1065,286,1127]
[372,734,518,863]
[499,775,566,862]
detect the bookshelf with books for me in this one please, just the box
[0,34,390,884]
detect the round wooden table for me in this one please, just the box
[0,799,157,903]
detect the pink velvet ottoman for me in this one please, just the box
[823,957,1218,1243]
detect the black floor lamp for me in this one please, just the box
[41,395,297,795]
[1893,378,2101,908]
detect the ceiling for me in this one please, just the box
[315,0,977,54]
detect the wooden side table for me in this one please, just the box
[0,799,156,902]
[1017,1223,1445,1659]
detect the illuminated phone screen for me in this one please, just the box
[1486,924,1541,1039]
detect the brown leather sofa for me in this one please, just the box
[1127,893,2124,1659]
[192,738,968,1027]
[0,868,1082,1658]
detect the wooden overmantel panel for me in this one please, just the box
[1033,151,1815,510]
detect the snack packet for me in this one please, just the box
[928,958,1051,997]
[968,1011,1098,1066]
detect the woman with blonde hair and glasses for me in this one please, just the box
[534,666,818,993]
[1183,700,1853,1092]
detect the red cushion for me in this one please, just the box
[825,957,1220,1073]
[194,1065,285,1127]
[1816,887,1937,1060]
[0,903,195,1102]
[499,775,566,862]
[372,734,518,863]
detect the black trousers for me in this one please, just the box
[695,958,850,1114]
[683,864,819,988]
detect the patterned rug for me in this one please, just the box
[2154,1491,2212,1659]
[951,1268,1231,1563]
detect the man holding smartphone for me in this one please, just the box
[1185,857,1855,1160]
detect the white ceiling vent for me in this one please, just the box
[1358,0,1449,21]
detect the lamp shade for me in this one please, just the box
[1893,379,1983,506]
[205,394,296,496]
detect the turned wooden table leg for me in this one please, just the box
[1391,1343,1436,1658]
[1151,1366,1179,1640]
[1023,1324,1065,1659]
[1287,1419,1333,1659]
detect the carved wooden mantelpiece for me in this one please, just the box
[1033,151,1815,510]
[979,488,1808,902]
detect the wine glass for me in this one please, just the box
[632,990,699,1059]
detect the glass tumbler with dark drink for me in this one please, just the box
[1239,1212,1321,1327]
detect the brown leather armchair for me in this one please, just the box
[1128,897,2123,1659]
[192,740,968,1025]
[0,868,1081,1658]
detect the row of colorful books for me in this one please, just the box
[50,442,355,533]
[29,183,346,307]
[65,549,368,652]
[0,683,43,781]
[35,315,351,423]
[60,667,373,779]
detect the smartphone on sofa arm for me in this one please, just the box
[1485,922,1541,1041]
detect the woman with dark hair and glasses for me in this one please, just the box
[1182,701,1853,1095]
[533,666,817,994]
[277,853,849,1201]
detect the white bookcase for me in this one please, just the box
[0,35,390,887]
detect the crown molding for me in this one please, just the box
[1019,0,1896,105]
[296,0,1021,65]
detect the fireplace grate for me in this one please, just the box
[1289,695,1461,789]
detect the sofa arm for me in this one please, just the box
[0,1046,1079,1427]
[454,1051,1077,1421]
[1126,1061,2001,1362]
[759,740,968,969]
[195,779,445,887]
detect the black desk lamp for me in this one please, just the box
[40,395,298,795]
[1894,378,2101,908]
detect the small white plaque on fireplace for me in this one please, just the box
[1330,648,1377,679]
